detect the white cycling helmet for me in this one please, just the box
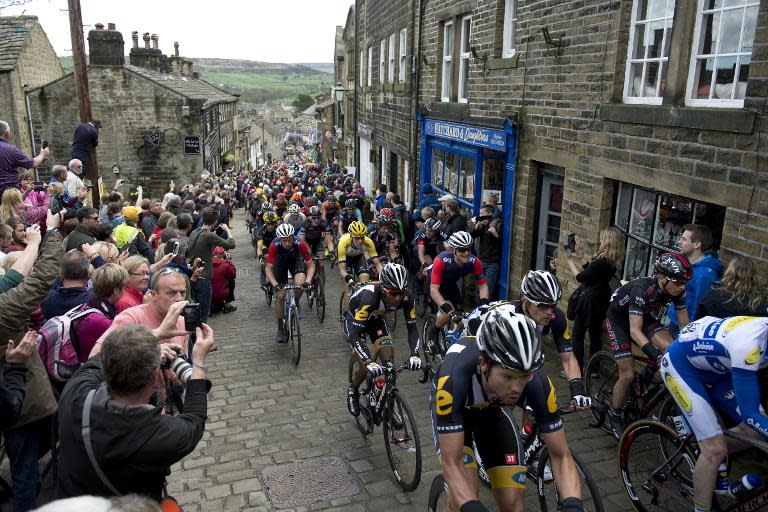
[448,231,473,249]
[287,204,300,214]
[276,223,295,238]
[476,306,543,372]
[380,262,408,290]
[521,270,562,305]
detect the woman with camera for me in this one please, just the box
[565,228,625,372]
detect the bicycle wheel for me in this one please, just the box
[427,474,449,512]
[585,351,620,431]
[162,127,182,146]
[421,315,444,372]
[348,355,373,436]
[618,420,697,512]
[415,291,428,318]
[289,306,301,366]
[265,285,273,306]
[338,288,347,326]
[383,390,422,491]
[307,279,314,309]
[315,278,326,323]
[537,447,605,512]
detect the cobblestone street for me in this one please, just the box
[164,212,633,512]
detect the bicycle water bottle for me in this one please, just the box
[729,474,763,500]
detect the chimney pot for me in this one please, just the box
[174,41,179,57]
[143,32,151,49]
[151,34,158,49]
[132,31,139,48]
[95,23,104,30]
[107,22,116,30]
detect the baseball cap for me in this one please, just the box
[438,194,453,202]
[122,206,141,221]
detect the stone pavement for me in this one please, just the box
[163,211,634,512]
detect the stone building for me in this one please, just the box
[26,23,237,196]
[352,0,419,204]
[0,16,63,156]
[339,8,356,170]
[349,0,768,300]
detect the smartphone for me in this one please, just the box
[42,140,49,149]
[32,181,46,192]
[170,240,180,258]
[182,303,202,332]
[564,233,576,253]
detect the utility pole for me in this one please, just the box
[68,0,100,206]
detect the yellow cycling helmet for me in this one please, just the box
[255,187,264,195]
[316,185,325,193]
[263,211,278,223]
[348,221,367,237]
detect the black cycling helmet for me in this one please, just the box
[380,262,408,290]
[521,270,562,305]
[308,205,321,217]
[344,199,357,209]
[655,252,692,281]
[476,306,543,372]
[424,218,442,231]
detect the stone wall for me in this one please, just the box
[27,66,203,197]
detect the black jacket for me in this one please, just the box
[0,363,28,430]
[54,356,209,501]
[695,286,768,320]
[443,212,468,238]
[574,257,616,321]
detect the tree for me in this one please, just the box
[291,94,314,113]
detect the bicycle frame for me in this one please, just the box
[362,363,404,426]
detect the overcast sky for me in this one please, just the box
[2,0,352,63]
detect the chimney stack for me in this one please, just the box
[132,31,138,48]
[151,34,158,49]
[143,32,150,49]
[107,22,116,30]
[174,41,179,57]
[88,22,125,66]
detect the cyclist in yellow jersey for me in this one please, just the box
[338,221,384,312]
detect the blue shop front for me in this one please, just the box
[417,114,518,299]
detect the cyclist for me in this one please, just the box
[431,305,584,512]
[283,204,306,231]
[345,263,422,417]
[256,211,279,291]
[463,271,591,410]
[273,194,288,218]
[338,199,363,237]
[265,223,315,342]
[430,231,488,337]
[367,212,399,264]
[337,221,383,311]
[418,218,447,274]
[606,252,691,437]
[660,315,768,512]
[298,205,334,286]
[322,197,340,228]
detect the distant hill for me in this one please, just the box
[58,56,333,105]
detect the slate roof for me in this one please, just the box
[124,64,237,108]
[0,16,38,72]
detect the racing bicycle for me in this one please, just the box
[348,357,422,492]
[306,257,326,322]
[419,311,469,383]
[279,283,304,366]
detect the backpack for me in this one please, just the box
[37,306,100,382]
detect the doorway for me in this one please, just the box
[534,166,564,270]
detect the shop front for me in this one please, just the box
[417,114,518,299]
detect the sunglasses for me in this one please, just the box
[352,236,364,241]
[310,216,321,220]
[383,288,406,297]
[455,247,471,253]
[668,278,688,285]
[531,302,557,311]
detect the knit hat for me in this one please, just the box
[122,206,141,221]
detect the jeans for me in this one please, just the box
[483,262,500,300]
[3,423,43,512]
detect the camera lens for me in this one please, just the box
[169,355,193,384]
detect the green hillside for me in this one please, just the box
[58,56,332,104]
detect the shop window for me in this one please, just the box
[482,157,504,203]
[613,182,726,279]
[431,149,479,211]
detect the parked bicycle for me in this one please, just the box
[427,404,605,512]
[347,357,422,492]
[618,418,768,512]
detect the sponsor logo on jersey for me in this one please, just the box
[505,454,518,465]
[546,377,558,414]
[745,346,761,365]
[725,316,759,332]
[635,297,646,306]
[703,318,724,338]
[354,304,371,321]
[435,376,453,416]
[693,341,714,351]
[724,389,736,400]
[665,375,692,414]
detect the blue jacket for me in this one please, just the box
[668,254,722,326]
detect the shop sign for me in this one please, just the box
[184,136,201,156]
[425,119,506,151]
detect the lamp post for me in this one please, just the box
[332,82,347,165]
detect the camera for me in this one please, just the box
[164,347,193,384]
[182,303,202,331]
[563,233,576,253]
[32,181,46,192]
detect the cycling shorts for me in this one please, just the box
[273,257,307,284]
[307,238,326,258]
[342,315,393,351]
[343,254,370,278]
[429,403,526,490]
[605,313,667,360]
[660,343,743,441]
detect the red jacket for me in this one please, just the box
[211,258,236,305]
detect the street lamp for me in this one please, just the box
[332,82,347,165]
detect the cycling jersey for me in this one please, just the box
[343,283,420,360]
[256,225,278,250]
[367,228,397,262]
[322,200,340,223]
[339,209,363,232]
[430,251,486,288]
[661,316,768,440]
[605,276,685,359]
[266,238,312,283]
[417,231,446,260]
[298,218,331,242]
[283,212,306,230]
[337,233,378,262]
[464,300,572,354]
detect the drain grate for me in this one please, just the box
[261,456,364,509]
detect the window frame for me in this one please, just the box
[380,39,386,84]
[367,45,373,87]
[458,15,472,103]
[684,0,758,108]
[441,20,454,102]
[388,33,396,83]
[399,28,408,82]
[359,49,364,87]
[622,0,675,105]
[502,0,517,58]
